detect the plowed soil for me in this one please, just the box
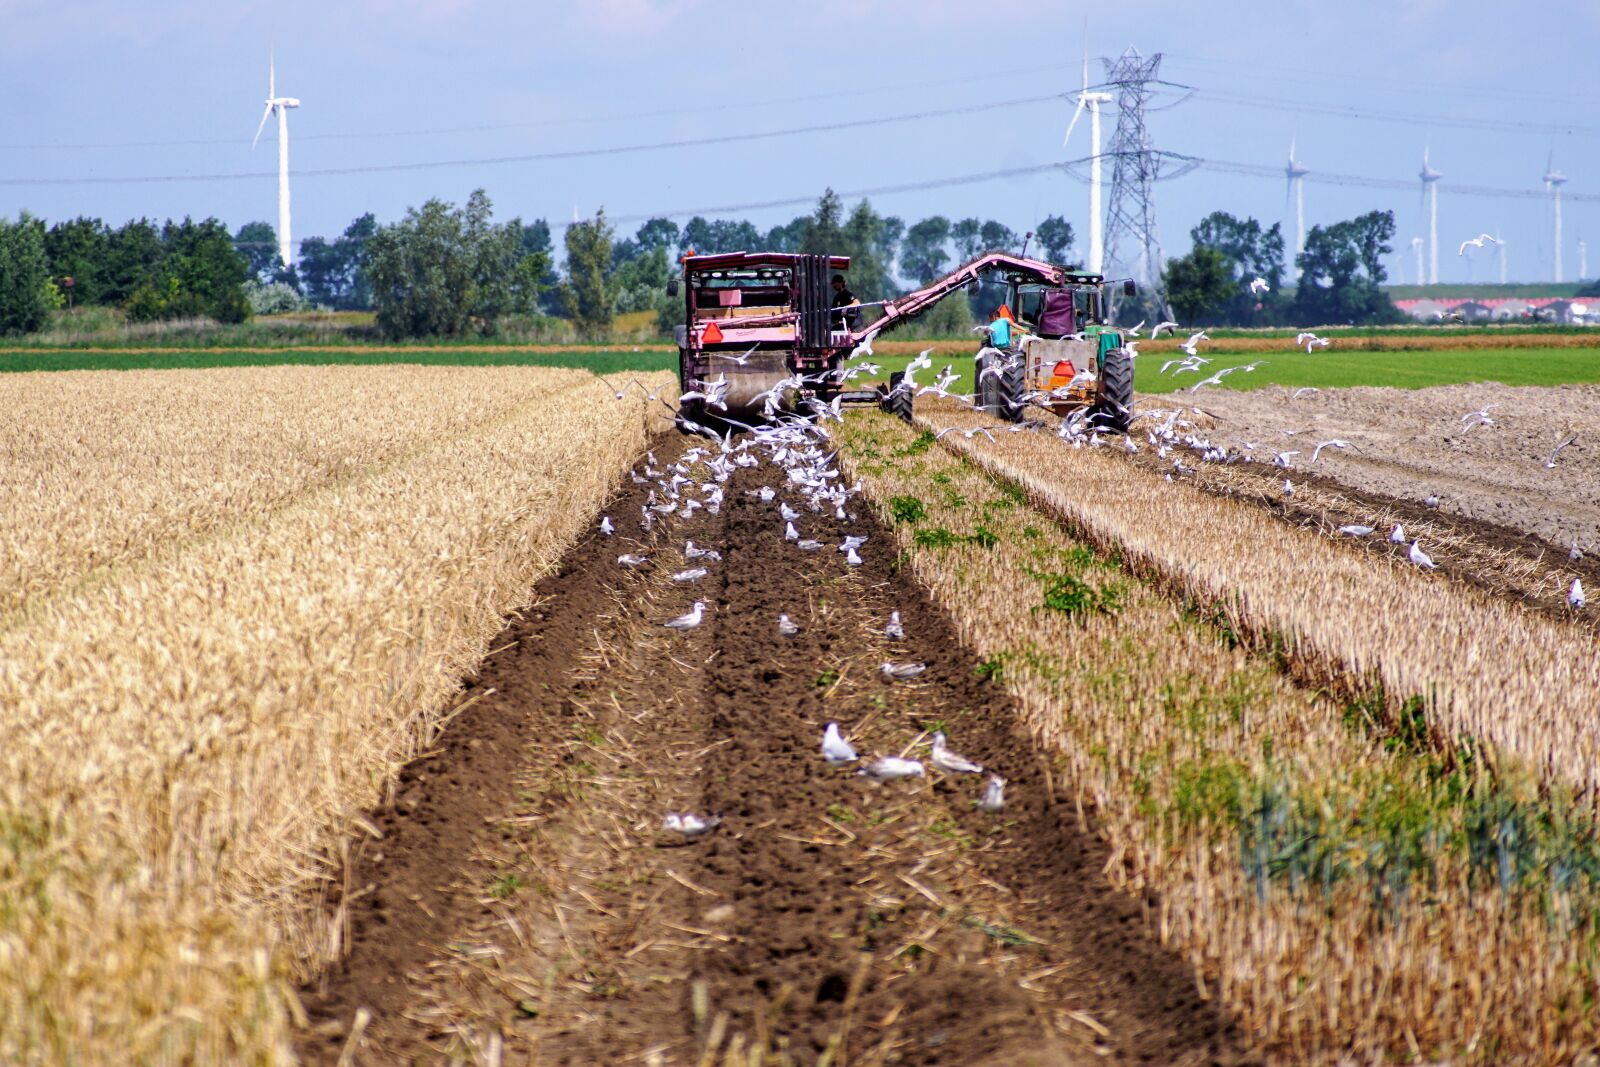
[296,432,1256,1065]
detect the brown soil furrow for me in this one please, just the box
[296,431,1256,1066]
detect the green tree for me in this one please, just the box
[233,221,279,282]
[978,220,1018,254]
[124,217,251,324]
[951,217,982,261]
[0,212,55,336]
[1293,210,1403,326]
[901,216,951,286]
[765,216,810,253]
[1035,215,1075,264]
[102,219,164,304]
[1189,211,1286,325]
[366,190,543,339]
[800,189,847,258]
[44,217,110,305]
[560,209,615,334]
[1162,246,1235,323]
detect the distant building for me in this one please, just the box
[1392,295,1582,323]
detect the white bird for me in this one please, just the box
[1125,319,1146,337]
[778,613,800,636]
[880,661,927,681]
[664,601,706,629]
[822,722,858,764]
[1390,524,1406,543]
[1570,577,1586,609]
[1311,439,1350,463]
[1425,495,1440,509]
[885,611,905,640]
[780,502,800,521]
[845,546,863,566]
[1408,541,1437,570]
[1570,543,1584,563]
[1457,233,1501,256]
[599,516,614,535]
[684,539,722,561]
[1283,479,1294,496]
[977,775,1006,813]
[672,567,708,583]
[784,520,799,541]
[1339,524,1374,536]
[857,756,926,781]
[930,732,983,774]
[840,535,868,553]
[1295,331,1329,353]
[1151,320,1182,338]
[1272,450,1300,468]
[662,812,722,838]
[1546,433,1578,468]
[1291,387,1320,400]
[618,553,649,567]
[796,538,825,551]
[1249,277,1270,295]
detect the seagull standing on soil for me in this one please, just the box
[858,756,926,781]
[1338,525,1374,536]
[664,601,706,630]
[672,567,708,583]
[684,540,722,561]
[844,546,864,567]
[1570,578,1586,609]
[978,775,1006,813]
[600,516,614,536]
[618,553,649,567]
[785,520,800,541]
[885,611,905,640]
[1390,524,1407,544]
[778,613,800,636]
[662,812,722,838]
[1409,541,1438,570]
[822,722,858,764]
[880,662,927,681]
[930,733,984,774]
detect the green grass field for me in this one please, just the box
[4,345,1598,400]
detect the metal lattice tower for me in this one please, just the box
[1099,48,1196,303]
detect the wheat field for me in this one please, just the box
[0,365,666,1064]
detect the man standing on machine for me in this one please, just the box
[830,273,861,330]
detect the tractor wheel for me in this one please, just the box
[1091,345,1134,433]
[996,353,1026,424]
[975,352,999,415]
[880,371,914,424]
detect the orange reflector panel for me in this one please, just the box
[703,321,723,344]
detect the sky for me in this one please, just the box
[3,0,1599,286]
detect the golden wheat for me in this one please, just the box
[0,364,669,1064]
[838,411,1600,1063]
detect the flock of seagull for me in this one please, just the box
[594,411,1010,842]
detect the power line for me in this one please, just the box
[0,91,1064,186]
[0,62,1076,151]
[1177,86,1600,138]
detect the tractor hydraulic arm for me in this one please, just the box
[851,252,1072,343]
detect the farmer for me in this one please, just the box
[830,273,861,330]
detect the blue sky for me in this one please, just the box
[3,0,1598,284]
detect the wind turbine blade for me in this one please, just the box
[1062,96,1086,148]
[1080,28,1089,92]
[269,49,275,99]
[251,102,273,149]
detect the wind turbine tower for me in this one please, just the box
[1419,149,1442,285]
[252,54,301,269]
[1063,41,1113,274]
[1497,230,1508,285]
[1411,236,1424,286]
[1285,139,1309,277]
[1579,237,1589,282]
[1544,154,1568,283]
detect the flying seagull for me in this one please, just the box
[1457,233,1502,256]
[1249,277,1271,295]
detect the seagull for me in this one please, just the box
[718,344,760,366]
[1311,439,1350,463]
[684,540,722,561]
[796,538,825,551]
[785,520,799,541]
[884,611,905,640]
[662,812,722,839]
[880,661,927,681]
[618,553,649,567]
[1152,320,1182,338]
[599,515,614,536]
[977,775,1006,813]
[1390,524,1406,543]
[1457,233,1501,256]
[1339,524,1374,536]
[1408,541,1437,570]
[1283,479,1294,496]
[1272,450,1300,468]
[822,722,858,764]
[930,732,983,774]
[1425,495,1440,509]
[1295,332,1330,353]
[672,567,708,583]
[844,546,864,566]
[780,502,800,521]
[1249,277,1270,295]
[1125,319,1146,338]
[664,601,706,630]
[1571,544,1584,563]
[839,535,868,553]
[1460,404,1498,431]
[1290,387,1320,400]
[778,613,800,636]
[1545,433,1578,468]
[1571,578,1586,609]
[857,756,926,782]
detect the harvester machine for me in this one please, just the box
[671,250,1135,432]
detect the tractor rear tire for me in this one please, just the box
[881,372,913,424]
[975,352,999,415]
[996,354,1026,424]
[1091,345,1134,433]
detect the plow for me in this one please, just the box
[670,249,1137,431]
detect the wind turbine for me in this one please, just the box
[252,53,301,269]
[1579,236,1588,282]
[1497,229,1508,285]
[1543,152,1568,283]
[1285,138,1309,278]
[1062,38,1112,275]
[1419,148,1442,285]
[1411,236,1424,286]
